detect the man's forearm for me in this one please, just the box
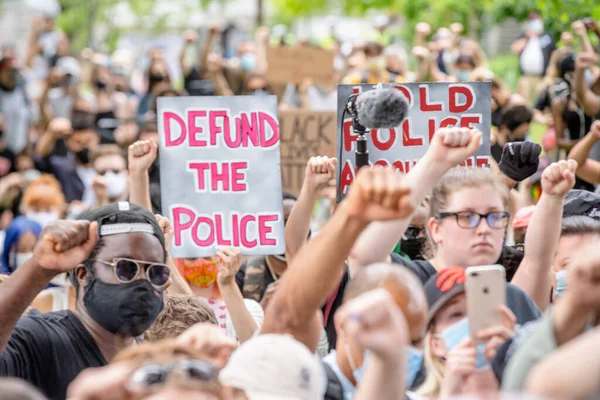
[0,259,56,352]
[354,357,404,400]
[262,202,367,341]
[527,327,600,399]
[284,185,317,262]
[349,153,447,269]
[575,69,600,116]
[128,170,152,211]
[569,133,597,167]
[511,194,563,310]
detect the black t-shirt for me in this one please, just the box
[389,254,541,326]
[0,310,107,400]
[184,66,215,96]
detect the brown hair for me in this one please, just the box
[113,338,203,365]
[143,295,218,342]
[561,216,600,237]
[90,144,126,165]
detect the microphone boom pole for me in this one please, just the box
[346,93,370,170]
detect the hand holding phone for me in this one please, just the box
[465,265,506,343]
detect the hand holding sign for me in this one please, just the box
[216,247,244,287]
[428,127,482,169]
[128,140,158,174]
[344,166,414,222]
[304,156,337,194]
[541,160,577,198]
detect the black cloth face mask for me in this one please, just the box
[83,278,164,337]
[400,237,426,260]
[75,148,90,164]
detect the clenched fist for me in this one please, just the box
[304,156,337,193]
[344,166,414,222]
[31,221,98,274]
[499,142,542,182]
[428,127,483,168]
[128,140,158,174]
[541,160,577,198]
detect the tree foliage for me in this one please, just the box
[269,0,600,42]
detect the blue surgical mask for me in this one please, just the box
[528,19,544,34]
[405,346,423,388]
[345,345,369,384]
[456,70,472,81]
[240,53,257,72]
[441,317,489,369]
[554,270,568,298]
[251,89,270,96]
[585,70,594,86]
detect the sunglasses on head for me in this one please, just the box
[404,226,425,239]
[96,258,170,288]
[97,169,124,175]
[128,360,218,389]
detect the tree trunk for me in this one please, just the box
[256,0,263,26]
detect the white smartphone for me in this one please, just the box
[465,265,506,343]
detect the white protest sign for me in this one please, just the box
[157,96,286,258]
[336,82,492,199]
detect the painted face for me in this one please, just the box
[181,258,219,288]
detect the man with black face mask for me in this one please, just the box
[0,55,31,155]
[0,202,169,400]
[35,111,100,206]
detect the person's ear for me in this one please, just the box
[75,264,88,288]
[430,333,447,359]
[428,216,442,246]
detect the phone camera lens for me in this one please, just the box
[483,287,489,294]
[471,272,479,277]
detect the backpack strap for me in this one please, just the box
[322,361,344,400]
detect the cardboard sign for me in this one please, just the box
[279,110,337,195]
[157,96,286,258]
[336,82,492,200]
[266,46,335,86]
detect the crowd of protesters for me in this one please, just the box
[0,6,599,400]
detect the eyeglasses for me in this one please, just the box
[95,258,171,288]
[128,360,218,389]
[404,226,425,239]
[436,211,510,229]
[97,169,124,176]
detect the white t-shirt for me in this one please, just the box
[520,37,544,76]
[205,297,264,340]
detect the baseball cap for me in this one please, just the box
[77,201,165,247]
[424,267,466,329]
[219,334,325,400]
[513,205,536,229]
[563,190,600,221]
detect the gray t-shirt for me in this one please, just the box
[0,87,30,154]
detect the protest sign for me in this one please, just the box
[279,110,337,195]
[336,82,492,200]
[266,46,335,86]
[157,96,286,258]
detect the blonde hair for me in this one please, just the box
[459,39,488,69]
[416,330,446,398]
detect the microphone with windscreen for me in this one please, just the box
[345,86,409,169]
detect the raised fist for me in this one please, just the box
[92,175,108,199]
[216,247,244,287]
[572,20,587,36]
[541,160,577,198]
[184,29,199,44]
[450,23,464,35]
[575,53,598,70]
[498,142,542,182]
[428,127,483,168]
[31,221,98,274]
[304,156,337,193]
[415,22,431,36]
[344,166,414,222]
[128,139,158,174]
